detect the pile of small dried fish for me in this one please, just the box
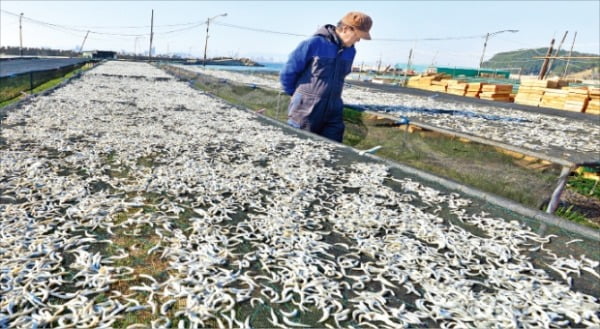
[173,64,281,90]
[176,65,599,154]
[1,61,598,328]
[342,88,600,154]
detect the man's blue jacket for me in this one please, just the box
[280,25,356,142]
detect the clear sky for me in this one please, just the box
[1,1,599,68]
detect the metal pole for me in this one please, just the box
[79,30,90,53]
[478,30,518,77]
[358,61,363,80]
[403,48,413,87]
[276,91,282,120]
[19,13,24,57]
[149,9,154,60]
[547,31,568,77]
[478,32,490,76]
[202,13,227,67]
[563,31,577,79]
[203,18,210,67]
[546,165,573,214]
[538,38,555,80]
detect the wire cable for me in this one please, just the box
[212,21,491,42]
[212,22,308,37]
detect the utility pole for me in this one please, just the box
[478,32,490,76]
[547,31,568,77]
[358,61,364,80]
[19,13,24,57]
[563,31,577,79]
[203,13,227,67]
[538,38,555,80]
[79,30,90,54]
[403,48,413,87]
[149,9,154,60]
[430,50,438,67]
[478,29,519,76]
[134,36,140,59]
[203,18,210,66]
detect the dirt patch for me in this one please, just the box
[561,189,600,226]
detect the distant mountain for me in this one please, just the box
[483,48,599,76]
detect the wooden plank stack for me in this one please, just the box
[479,84,513,102]
[540,88,569,109]
[446,80,468,96]
[407,74,452,92]
[407,75,436,89]
[514,79,549,106]
[465,82,485,98]
[429,79,448,92]
[586,87,600,115]
[563,87,589,112]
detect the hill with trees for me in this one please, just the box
[483,48,599,77]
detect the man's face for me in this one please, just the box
[338,26,362,47]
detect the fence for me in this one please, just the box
[0,61,96,102]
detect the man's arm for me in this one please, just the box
[279,38,313,95]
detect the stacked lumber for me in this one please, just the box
[446,80,468,96]
[465,82,485,98]
[406,75,435,89]
[563,87,589,112]
[587,87,600,115]
[429,79,448,92]
[479,84,513,102]
[515,79,549,106]
[407,74,453,92]
[540,88,568,109]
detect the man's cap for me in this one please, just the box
[341,11,372,40]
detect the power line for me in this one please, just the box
[486,59,545,64]
[3,9,523,44]
[1,9,206,37]
[375,34,485,42]
[212,22,308,37]
[156,22,206,35]
[61,20,206,30]
[212,21,490,42]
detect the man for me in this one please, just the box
[280,12,372,142]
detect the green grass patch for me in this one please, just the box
[567,175,600,199]
[1,63,92,108]
[0,96,22,108]
[556,205,600,229]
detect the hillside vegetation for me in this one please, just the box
[483,48,599,76]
